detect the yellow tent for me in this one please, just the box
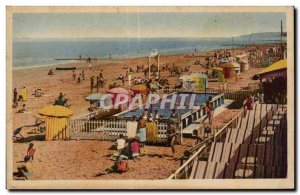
[21,87,28,101]
[259,59,287,75]
[38,106,73,140]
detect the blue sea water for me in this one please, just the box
[12,36,285,68]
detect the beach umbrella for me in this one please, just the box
[131,84,148,94]
[150,83,159,89]
[85,93,106,101]
[131,84,147,91]
[107,87,130,94]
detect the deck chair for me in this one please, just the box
[13,127,24,141]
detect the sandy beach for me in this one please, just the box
[12,44,267,180]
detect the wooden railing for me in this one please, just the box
[72,109,105,120]
[168,137,213,179]
[180,93,224,129]
[168,103,287,179]
[168,108,245,179]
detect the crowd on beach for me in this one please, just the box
[12,44,286,179]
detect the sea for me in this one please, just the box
[12,35,285,69]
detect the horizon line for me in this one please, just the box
[13,31,285,40]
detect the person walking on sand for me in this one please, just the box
[99,70,103,78]
[13,88,18,108]
[82,70,85,80]
[77,74,81,84]
[90,76,94,93]
[166,121,178,157]
[122,76,125,86]
[202,96,214,124]
[72,71,76,81]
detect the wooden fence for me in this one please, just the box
[68,118,169,141]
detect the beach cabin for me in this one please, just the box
[180,73,208,91]
[179,75,194,91]
[235,54,249,72]
[190,73,208,91]
[213,67,225,82]
[239,60,249,72]
[38,105,73,140]
[221,62,241,79]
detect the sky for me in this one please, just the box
[13,12,286,39]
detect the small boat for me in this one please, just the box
[56,67,76,70]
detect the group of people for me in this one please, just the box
[16,143,36,180]
[90,70,105,93]
[72,70,85,84]
[13,87,29,113]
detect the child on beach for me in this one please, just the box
[202,96,214,124]
[27,143,36,160]
[116,134,126,155]
[131,138,140,161]
[77,75,81,84]
[17,156,33,180]
[17,104,26,113]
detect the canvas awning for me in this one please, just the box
[38,105,73,117]
[258,59,287,79]
[259,59,287,75]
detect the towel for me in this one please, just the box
[146,122,158,143]
[126,121,138,139]
[138,128,146,142]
